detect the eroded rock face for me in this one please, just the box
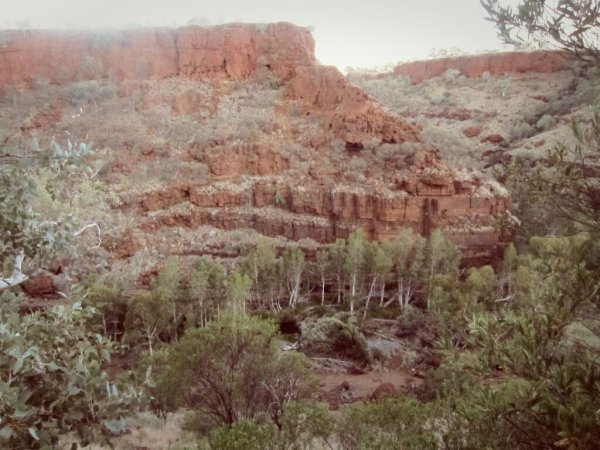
[286,65,421,145]
[392,51,569,84]
[0,29,179,86]
[135,146,509,265]
[0,23,315,86]
[1,23,512,266]
[177,23,315,81]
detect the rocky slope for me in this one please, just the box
[0,23,512,282]
[351,50,589,176]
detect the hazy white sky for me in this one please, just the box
[0,0,513,69]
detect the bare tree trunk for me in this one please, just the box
[363,277,377,320]
[379,281,386,307]
[172,302,178,342]
[398,279,403,310]
[350,272,357,313]
[146,326,157,356]
[0,252,28,290]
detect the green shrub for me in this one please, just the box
[268,78,284,90]
[444,68,462,83]
[536,113,556,131]
[85,281,128,341]
[301,314,372,364]
[62,80,118,106]
[198,400,333,450]
[335,398,441,450]
[152,315,316,427]
[396,304,427,337]
[0,301,138,450]
[509,120,536,141]
[202,419,277,450]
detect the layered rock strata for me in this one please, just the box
[0,23,512,265]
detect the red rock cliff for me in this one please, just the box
[0,23,512,265]
[0,23,315,86]
[392,51,569,84]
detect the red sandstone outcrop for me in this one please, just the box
[0,23,513,265]
[22,273,57,297]
[0,25,418,147]
[0,29,178,87]
[0,23,314,86]
[481,134,505,144]
[135,154,509,265]
[464,126,482,138]
[370,382,396,400]
[177,23,315,81]
[286,65,421,144]
[393,51,569,84]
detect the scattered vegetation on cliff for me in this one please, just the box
[1,4,600,449]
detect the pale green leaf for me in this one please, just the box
[67,386,81,396]
[0,426,13,440]
[12,357,24,374]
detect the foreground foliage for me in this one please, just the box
[1,138,101,290]
[1,139,137,449]
[481,0,600,63]
[0,300,138,450]
[152,314,316,429]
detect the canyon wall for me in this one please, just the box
[0,23,314,85]
[0,23,514,265]
[392,50,569,84]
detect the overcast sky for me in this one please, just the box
[0,0,513,69]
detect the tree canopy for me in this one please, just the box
[481,0,600,63]
[0,139,137,449]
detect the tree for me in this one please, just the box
[465,265,500,308]
[314,250,330,306]
[85,281,127,341]
[0,301,138,450]
[125,290,173,355]
[343,230,367,314]
[481,0,600,63]
[423,229,460,309]
[460,235,600,448]
[152,315,316,427]
[261,352,316,430]
[329,239,347,304]
[440,10,600,447]
[281,246,305,308]
[188,257,210,325]
[0,139,135,449]
[152,257,182,341]
[386,229,425,312]
[242,238,282,309]
[363,242,392,320]
[188,256,212,327]
[206,262,228,320]
[226,271,252,315]
[1,138,100,292]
